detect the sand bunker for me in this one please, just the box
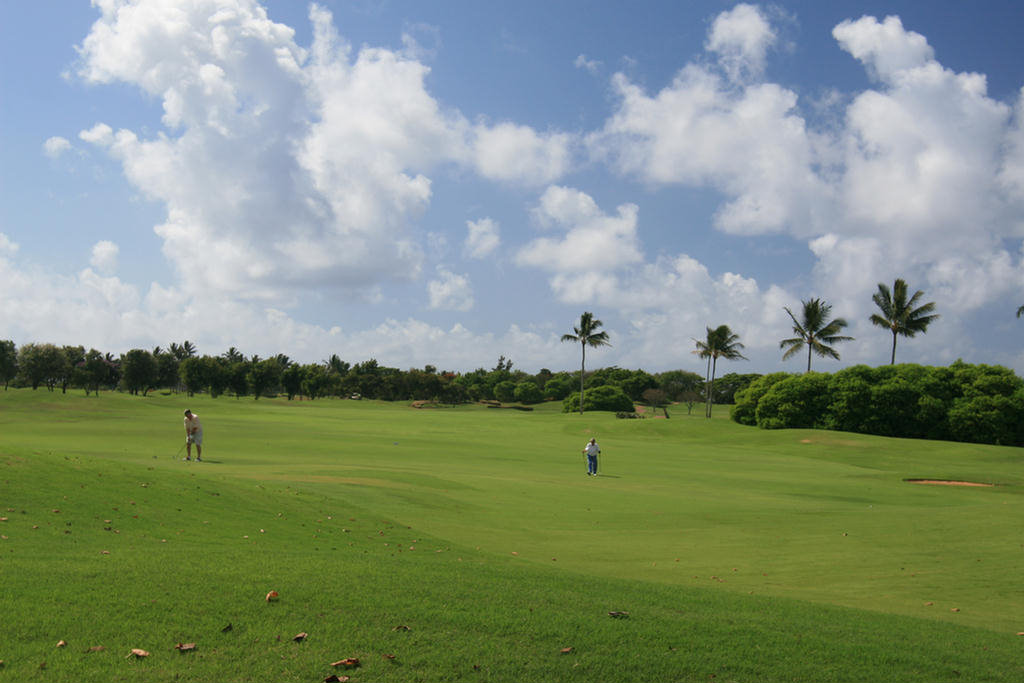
[905,479,994,487]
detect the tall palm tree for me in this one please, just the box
[869,279,939,364]
[693,325,746,418]
[780,298,854,373]
[561,312,611,415]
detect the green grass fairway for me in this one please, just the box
[2,390,1023,682]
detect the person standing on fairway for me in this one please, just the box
[583,437,600,476]
[183,409,203,461]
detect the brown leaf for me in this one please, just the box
[293,632,308,642]
[560,647,574,654]
[1015,632,1024,636]
[323,676,350,682]
[174,643,196,652]
[126,648,150,658]
[951,608,960,613]
[331,657,360,668]
[392,625,411,631]
[265,590,279,602]
[56,640,67,648]
[608,611,630,618]
[382,653,396,660]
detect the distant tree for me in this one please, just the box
[654,369,704,401]
[222,346,246,363]
[301,363,330,399]
[870,279,939,364]
[0,340,17,389]
[642,388,669,418]
[680,389,702,415]
[281,363,304,400]
[121,349,158,395]
[780,298,854,373]
[204,356,229,398]
[248,358,283,399]
[561,312,611,415]
[542,373,574,400]
[60,345,85,393]
[514,381,543,404]
[17,343,66,390]
[154,350,180,391]
[1018,305,1024,318]
[227,361,250,398]
[80,348,114,396]
[494,380,517,403]
[179,357,208,397]
[170,341,197,361]
[693,325,746,418]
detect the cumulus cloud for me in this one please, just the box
[43,136,72,158]
[90,240,119,274]
[0,233,18,257]
[705,3,776,81]
[464,218,500,259]
[517,185,642,277]
[471,121,573,185]
[427,266,474,311]
[71,1,576,304]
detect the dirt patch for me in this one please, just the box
[905,479,995,487]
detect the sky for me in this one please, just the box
[2,0,1023,376]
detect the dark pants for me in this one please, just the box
[587,454,598,475]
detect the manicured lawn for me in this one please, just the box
[1,389,1022,681]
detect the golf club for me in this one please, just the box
[175,439,188,459]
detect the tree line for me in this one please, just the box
[0,339,744,410]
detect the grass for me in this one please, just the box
[1,389,1023,682]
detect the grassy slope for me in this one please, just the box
[1,389,1022,682]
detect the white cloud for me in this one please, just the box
[0,233,18,257]
[832,15,933,83]
[471,121,572,185]
[705,3,776,81]
[427,266,474,311]
[574,54,601,74]
[90,240,119,274]
[516,186,643,289]
[43,136,72,158]
[464,218,500,259]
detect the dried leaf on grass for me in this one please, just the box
[56,640,67,648]
[293,632,308,642]
[266,590,280,602]
[382,653,396,660]
[560,647,574,654]
[126,648,150,658]
[392,624,411,631]
[608,611,630,618]
[323,675,350,683]
[330,657,360,668]
[174,643,196,652]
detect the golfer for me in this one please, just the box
[583,438,600,476]
[183,409,203,461]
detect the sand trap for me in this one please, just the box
[905,479,994,487]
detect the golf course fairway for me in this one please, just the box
[2,389,1022,682]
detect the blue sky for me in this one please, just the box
[2,0,1023,375]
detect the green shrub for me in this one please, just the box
[514,381,543,404]
[730,372,792,426]
[563,385,635,413]
[754,373,830,429]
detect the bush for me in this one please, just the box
[755,373,830,429]
[513,381,543,404]
[494,380,517,403]
[948,391,1024,446]
[731,372,791,426]
[562,385,635,413]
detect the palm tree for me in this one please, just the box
[1017,305,1023,318]
[869,279,939,364]
[561,312,611,414]
[693,325,746,418]
[780,298,854,373]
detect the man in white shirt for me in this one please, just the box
[183,409,203,461]
[583,438,600,476]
